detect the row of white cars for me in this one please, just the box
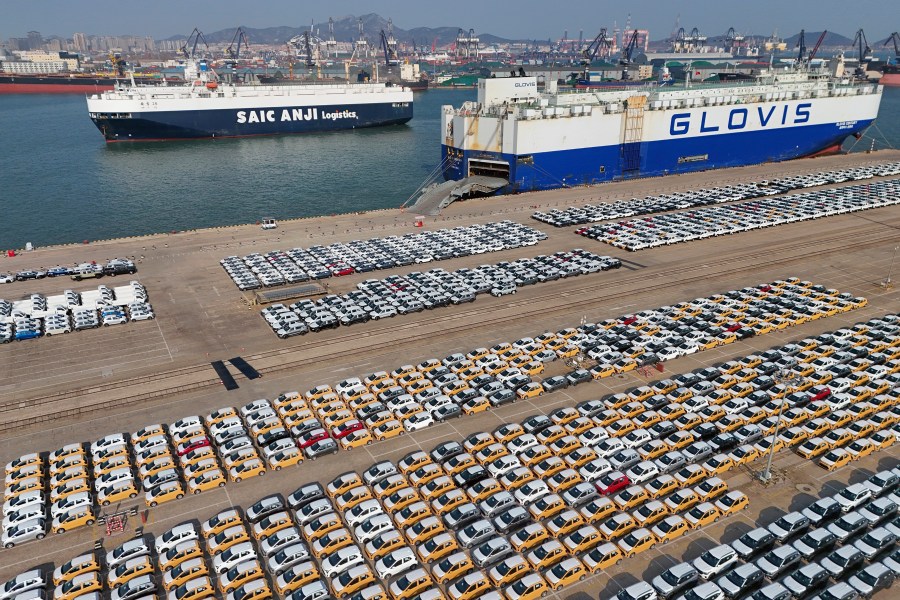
[222,221,547,291]
[0,282,153,343]
[533,160,900,228]
[577,177,900,251]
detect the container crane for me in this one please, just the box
[380,30,400,66]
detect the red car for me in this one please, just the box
[759,284,773,293]
[621,316,638,326]
[725,323,742,333]
[808,386,832,402]
[176,437,211,456]
[332,420,365,440]
[298,428,330,449]
[595,471,630,495]
[332,267,355,277]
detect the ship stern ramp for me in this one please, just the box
[409,176,508,215]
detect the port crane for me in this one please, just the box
[581,28,612,65]
[180,28,211,61]
[884,32,900,61]
[224,26,251,81]
[380,19,400,66]
[618,29,640,80]
[288,31,322,78]
[848,29,872,77]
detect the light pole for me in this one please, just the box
[885,245,899,288]
[759,369,803,483]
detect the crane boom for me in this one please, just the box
[808,30,827,62]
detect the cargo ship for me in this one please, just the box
[439,57,882,195]
[86,59,413,142]
[0,72,171,94]
[879,64,900,87]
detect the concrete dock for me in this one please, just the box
[0,150,898,594]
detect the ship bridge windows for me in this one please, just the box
[468,158,510,180]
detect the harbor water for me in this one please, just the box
[1,86,898,250]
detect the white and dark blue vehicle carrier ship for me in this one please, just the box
[436,56,882,197]
[86,59,413,142]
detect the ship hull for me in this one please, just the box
[442,119,874,193]
[441,77,882,194]
[879,71,900,87]
[94,102,413,142]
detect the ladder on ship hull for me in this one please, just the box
[620,95,647,176]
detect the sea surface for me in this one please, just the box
[0,86,898,250]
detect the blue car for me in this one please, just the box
[46,267,70,277]
[15,329,41,341]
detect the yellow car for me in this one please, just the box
[617,528,657,559]
[714,490,750,516]
[517,383,545,399]
[107,556,154,588]
[684,502,722,529]
[267,448,304,471]
[54,572,102,600]
[528,493,566,521]
[510,523,551,554]
[415,532,459,563]
[461,397,490,415]
[544,556,588,590]
[159,540,203,571]
[187,469,226,495]
[434,551,475,584]
[340,429,374,450]
[664,489,699,514]
[591,364,616,379]
[546,510,586,538]
[52,507,96,534]
[526,540,568,571]
[228,458,266,483]
[312,529,354,558]
[819,448,852,471]
[366,530,407,561]
[645,475,679,500]
[651,515,690,545]
[146,481,185,507]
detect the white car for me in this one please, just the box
[1,518,46,548]
[155,522,198,555]
[0,273,14,284]
[101,311,128,326]
[375,547,419,579]
[212,541,257,574]
[403,412,434,432]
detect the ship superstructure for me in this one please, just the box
[440,59,882,194]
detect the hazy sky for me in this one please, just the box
[2,0,893,41]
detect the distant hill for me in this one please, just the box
[166,13,517,47]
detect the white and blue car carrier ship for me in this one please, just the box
[439,57,882,195]
[86,59,413,142]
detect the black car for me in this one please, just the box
[732,527,776,560]
[433,404,461,421]
[453,465,489,489]
[357,402,387,421]
[709,433,738,453]
[488,389,516,407]
[493,506,532,534]
[576,399,604,418]
[506,374,532,391]
[287,483,325,510]
[103,260,137,276]
[522,414,552,435]
[541,376,569,393]
[432,441,464,464]
[692,423,719,441]
[566,369,593,386]
[305,438,338,459]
